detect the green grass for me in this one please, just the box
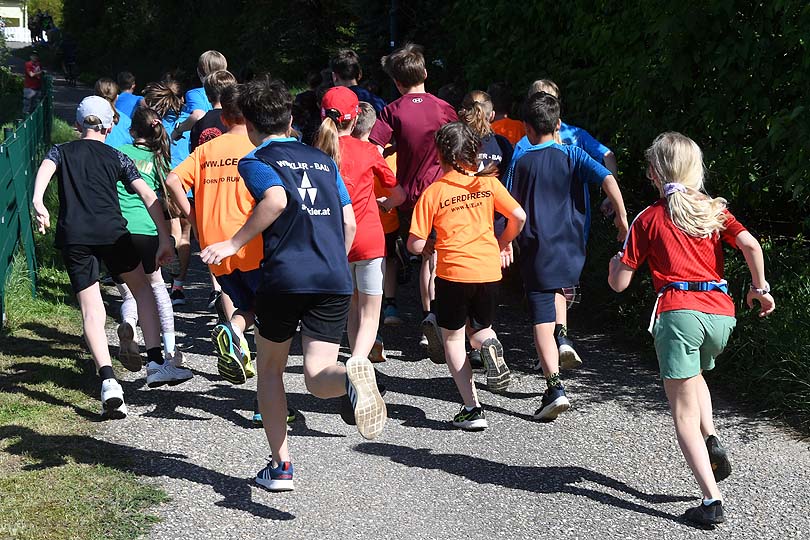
[52,116,78,144]
[0,122,168,537]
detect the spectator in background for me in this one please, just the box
[116,72,143,118]
[488,82,525,146]
[23,51,43,114]
[330,49,386,114]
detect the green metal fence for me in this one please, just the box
[0,76,53,323]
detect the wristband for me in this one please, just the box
[750,282,770,295]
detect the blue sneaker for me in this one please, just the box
[256,461,294,492]
[252,405,297,427]
[383,304,402,326]
[533,385,570,422]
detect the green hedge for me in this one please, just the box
[0,68,23,126]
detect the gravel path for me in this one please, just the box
[100,259,810,540]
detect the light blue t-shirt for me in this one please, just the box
[162,112,191,168]
[105,111,133,149]
[183,87,213,115]
[116,92,142,119]
[512,121,611,166]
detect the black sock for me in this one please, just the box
[147,347,164,365]
[98,365,115,381]
[384,297,397,307]
[423,310,431,319]
[554,324,567,338]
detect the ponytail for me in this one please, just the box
[435,121,498,177]
[646,132,728,237]
[94,77,121,125]
[312,110,352,168]
[143,81,183,119]
[458,90,493,137]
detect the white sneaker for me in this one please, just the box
[100,379,127,419]
[117,322,142,372]
[146,359,193,388]
[420,313,445,364]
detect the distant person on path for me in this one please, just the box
[95,77,133,149]
[408,122,526,430]
[609,132,775,529]
[23,51,43,114]
[292,71,323,145]
[31,96,176,419]
[171,50,227,145]
[369,43,457,359]
[506,91,627,422]
[487,82,525,146]
[113,107,192,387]
[116,71,144,118]
[200,76,386,491]
[330,49,386,114]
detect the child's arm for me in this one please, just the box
[343,204,357,255]
[377,185,406,211]
[32,159,57,233]
[601,175,629,241]
[608,252,634,292]
[129,178,174,265]
[164,172,193,218]
[735,231,776,317]
[200,185,287,266]
[407,234,427,256]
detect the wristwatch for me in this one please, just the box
[750,282,771,295]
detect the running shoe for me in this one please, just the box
[480,337,510,393]
[98,274,115,286]
[207,290,222,309]
[557,334,583,370]
[146,359,194,388]
[533,385,571,422]
[383,304,403,326]
[394,237,412,284]
[170,287,187,306]
[419,334,429,348]
[345,357,387,439]
[452,405,488,431]
[256,461,294,492]
[341,382,386,425]
[116,321,142,372]
[252,400,297,427]
[211,322,248,384]
[683,501,725,530]
[100,379,127,420]
[369,336,386,363]
[706,435,732,482]
[420,313,446,364]
[468,348,484,370]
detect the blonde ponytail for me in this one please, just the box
[646,132,728,237]
[458,90,493,138]
[312,114,347,168]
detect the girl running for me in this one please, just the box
[609,132,775,528]
[313,86,405,363]
[115,107,193,387]
[407,122,526,430]
[94,77,133,149]
[457,90,513,180]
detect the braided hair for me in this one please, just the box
[434,122,497,176]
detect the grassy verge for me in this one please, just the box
[0,120,168,540]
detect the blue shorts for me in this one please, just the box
[217,268,262,311]
[526,288,564,325]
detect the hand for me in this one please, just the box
[600,196,615,217]
[746,290,775,318]
[376,196,390,212]
[499,242,514,269]
[155,238,174,267]
[200,239,238,266]
[613,212,629,242]
[421,237,435,257]
[33,200,50,233]
[171,128,183,142]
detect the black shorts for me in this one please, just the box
[384,231,398,258]
[435,277,498,331]
[112,234,159,284]
[62,234,142,293]
[254,293,351,344]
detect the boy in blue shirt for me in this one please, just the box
[507,92,628,421]
[201,76,386,492]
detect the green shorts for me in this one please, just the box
[653,310,736,379]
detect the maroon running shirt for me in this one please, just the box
[370,92,457,209]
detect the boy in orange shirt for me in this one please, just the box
[487,82,525,146]
[165,84,260,386]
[408,122,526,430]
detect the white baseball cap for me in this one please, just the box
[76,95,114,129]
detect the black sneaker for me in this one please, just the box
[480,337,510,393]
[170,288,187,306]
[683,500,725,530]
[533,385,571,422]
[706,435,732,481]
[394,237,412,285]
[556,334,583,370]
[468,348,484,370]
[207,290,222,309]
[452,405,488,431]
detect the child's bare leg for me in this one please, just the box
[696,373,717,438]
[230,309,255,334]
[419,253,435,312]
[120,265,161,350]
[76,283,113,372]
[255,333,291,464]
[301,336,347,398]
[664,377,722,500]
[468,325,496,350]
[442,326,478,407]
[351,292,382,359]
[533,322,559,376]
[176,218,192,283]
[220,290,235,320]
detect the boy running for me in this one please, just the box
[507,92,628,421]
[200,76,386,491]
[369,43,457,357]
[32,96,176,419]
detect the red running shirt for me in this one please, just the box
[620,200,747,316]
[339,136,397,262]
[369,92,457,209]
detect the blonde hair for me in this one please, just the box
[352,101,376,138]
[528,79,561,143]
[94,77,120,125]
[458,90,493,137]
[645,132,728,237]
[197,50,228,78]
[312,113,353,168]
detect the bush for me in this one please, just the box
[0,68,23,125]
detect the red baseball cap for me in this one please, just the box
[321,86,359,121]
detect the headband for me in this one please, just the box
[663,182,687,196]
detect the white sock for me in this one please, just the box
[703,497,722,506]
[231,322,245,342]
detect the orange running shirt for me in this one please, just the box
[172,132,262,276]
[375,147,399,234]
[491,118,525,146]
[410,170,521,283]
